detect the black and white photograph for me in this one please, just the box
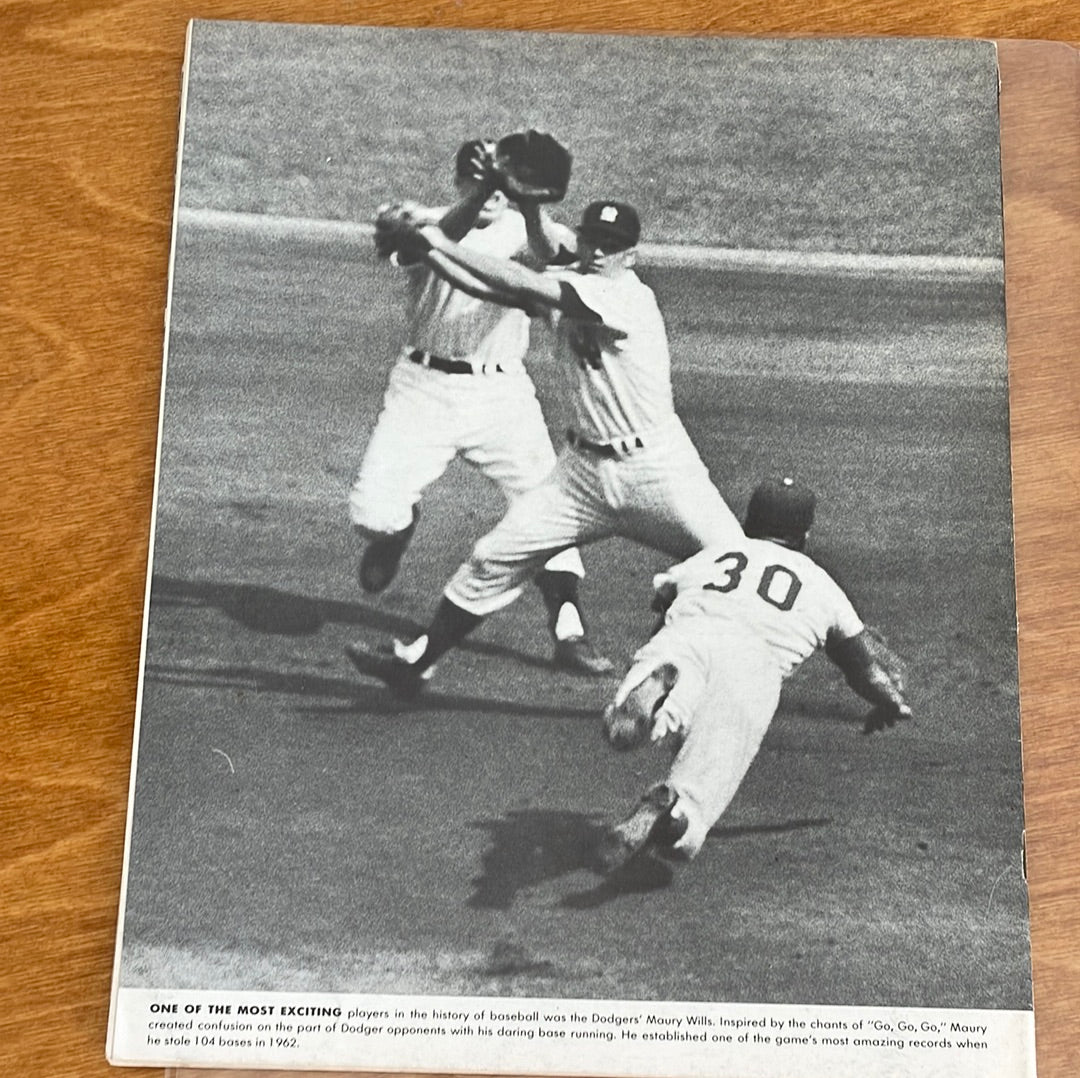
[108,20,1034,1076]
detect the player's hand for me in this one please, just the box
[373,201,422,259]
[373,202,432,264]
[461,139,497,190]
[373,202,405,259]
[862,701,914,735]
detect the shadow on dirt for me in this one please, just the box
[560,816,835,909]
[560,858,677,909]
[145,660,600,721]
[468,808,675,912]
[146,661,361,700]
[149,574,557,672]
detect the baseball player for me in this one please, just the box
[597,477,913,872]
[351,140,611,676]
[345,196,745,696]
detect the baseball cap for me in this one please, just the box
[744,477,817,547]
[576,200,641,253]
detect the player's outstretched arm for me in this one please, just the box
[825,627,913,733]
[419,225,564,310]
[422,249,525,309]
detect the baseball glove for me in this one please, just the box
[862,701,914,735]
[493,130,572,203]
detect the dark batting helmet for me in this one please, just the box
[744,477,816,550]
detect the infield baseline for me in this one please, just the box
[177,207,1002,283]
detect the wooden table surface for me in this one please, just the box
[3,3,1078,1076]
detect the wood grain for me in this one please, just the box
[999,38,1080,1078]
[2,4,1077,1077]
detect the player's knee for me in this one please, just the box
[348,461,421,532]
[464,552,513,593]
[468,530,511,571]
[543,546,584,578]
[459,529,548,607]
[445,566,523,618]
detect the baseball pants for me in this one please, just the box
[349,355,583,577]
[621,617,783,858]
[445,417,743,616]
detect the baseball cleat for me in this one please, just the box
[596,783,688,874]
[552,636,615,676]
[603,701,651,751]
[345,640,429,699]
[603,663,678,750]
[358,507,419,593]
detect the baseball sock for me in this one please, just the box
[535,569,586,640]
[412,598,482,672]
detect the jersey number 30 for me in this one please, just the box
[703,552,802,611]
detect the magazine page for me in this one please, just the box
[107,20,1033,1077]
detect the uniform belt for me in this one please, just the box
[408,348,503,375]
[567,429,645,458]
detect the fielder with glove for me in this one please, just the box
[598,477,913,873]
[349,134,612,676]
[344,188,749,700]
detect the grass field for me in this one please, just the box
[178,23,1002,257]
[115,223,1029,1011]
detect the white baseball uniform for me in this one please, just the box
[444,266,743,616]
[615,537,865,857]
[349,208,583,578]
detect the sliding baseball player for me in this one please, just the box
[598,477,913,871]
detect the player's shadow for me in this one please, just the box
[559,816,835,910]
[144,660,600,722]
[468,808,674,912]
[149,574,560,672]
[150,575,335,636]
[323,689,600,722]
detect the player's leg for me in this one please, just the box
[348,360,458,592]
[617,421,743,559]
[534,570,612,675]
[597,622,780,871]
[345,450,615,693]
[597,637,707,872]
[664,640,782,860]
[462,380,610,674]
